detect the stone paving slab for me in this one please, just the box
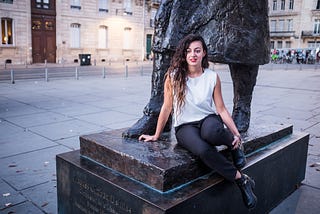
[21,180,57,214]
[0,201,43,214]
[55,136,81,151]
[270,185,320,214]
[50,104,105,117]
[0,104,46,118]
[74,110,139,127]
[0,130,57,158]
[0,120,25,136]
[4,111,71,128]
[303,154,320,189]
[308,137,320,156]
[0,179,26,210]
[0,64,319,213]
[0,145,71,191]
[28,119,104,141]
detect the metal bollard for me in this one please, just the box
[75,67,79,80]
[45,68,49,82]
[140,65,144,76]
[125,65,128,78]
[10,69,15,84]
[102,67,106,78]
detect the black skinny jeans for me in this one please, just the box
[175,114,237,181]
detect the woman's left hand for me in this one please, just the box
[232,135,242,150]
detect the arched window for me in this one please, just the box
[1,17,13,45]
[70,23,80,48]
[98,25,108,48]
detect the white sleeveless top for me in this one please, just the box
[173,68,217,127]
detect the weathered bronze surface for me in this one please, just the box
[81,123,292,192]
[123,0,270,138]
[57,130,309,213]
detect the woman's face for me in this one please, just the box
[186,41,206,67]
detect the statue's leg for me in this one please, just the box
[122,52,172,139]
[229,64,259,133]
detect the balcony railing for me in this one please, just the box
[301,31,320,37]
[270,31,296,38]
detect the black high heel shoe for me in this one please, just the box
[236,174,257,209]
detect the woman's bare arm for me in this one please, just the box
[139,76,173,141]
[213,75,241,148]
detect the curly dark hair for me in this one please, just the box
[166,34,209,113]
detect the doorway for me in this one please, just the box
[31,0,56,63]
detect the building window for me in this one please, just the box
[35,0,50,9]
[273,0,277,10]
[70,23,80,48]
[287,19,293,31]
[289,0,294,10]
[1,18,13,45]
[150,9,156,27]
[32,20,41,30]
[280,0,285,10]
[99,0,108,12]
[0,0,13,4]
[98,25,108,48]
[317,0,320,9]
[123,0,133,15]
[285,41,291,48]
[45,21,54,31]
[277,41,283,49]
[270,41,275,49]
[279,19,284,31]
[308,41,320,48]
[270,20,277,32]
[123,27,132,49]
[71,0,81,10]
[314,19,320,34]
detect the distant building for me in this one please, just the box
[269,0,320,50]
[5,1,320,66]
[0,0,160,65]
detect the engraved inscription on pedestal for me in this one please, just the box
[73,172,132,214]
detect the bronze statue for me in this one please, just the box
[123,0,270,138]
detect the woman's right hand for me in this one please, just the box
[138,134,158,142]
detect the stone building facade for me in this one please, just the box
[3,0,320,66]
[0,0,159,66]
[269,0,320,50]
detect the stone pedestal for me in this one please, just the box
[56,123,309,213]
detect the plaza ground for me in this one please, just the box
[0,63,319,213]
